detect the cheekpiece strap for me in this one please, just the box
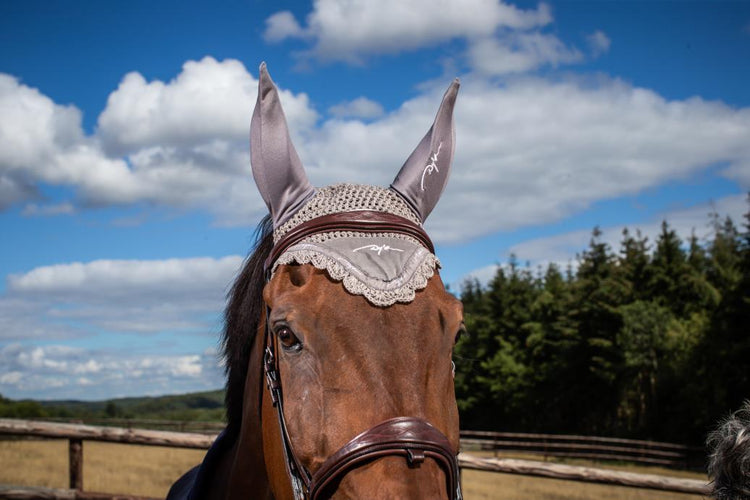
[264,211,434,275]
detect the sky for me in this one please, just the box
[1,0,749,401]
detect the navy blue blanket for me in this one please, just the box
[166,429,233,500]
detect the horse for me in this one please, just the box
[166,63,464,500]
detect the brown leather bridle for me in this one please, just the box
[263,211,462,500]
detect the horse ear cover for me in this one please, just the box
[391,78,459,223]
[250,62,316,228]
[251,63,458,226]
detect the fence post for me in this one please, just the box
[69,438,83,490]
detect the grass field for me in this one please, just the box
[0,439,708,499]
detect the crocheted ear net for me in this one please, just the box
[271,183,440,307]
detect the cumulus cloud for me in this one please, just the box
[0,58,316,224]
[253,74,749,243]
[97,57,315,155]
[453,263,502,290]
[22,202,75,216]
[2,256,243,339]
[2,57,750,243]
[328,97,385,119]
[0,256,239,398]
[264,11,307,43]
[264,0,552,63]
[261,0,584,76]
[587,30,611,57]
[0,74,123,208]
[458,193,748,288]
[467,32,583,75]
[425,77,750,242]
[8,256,242,298]
[0,343,224,400]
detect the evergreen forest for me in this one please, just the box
[453,196,750,446]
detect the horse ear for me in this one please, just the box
[250,62,315,228]
[390,79,459,222]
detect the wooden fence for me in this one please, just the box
[36,418,225,435]
[460,430,704,469]
[0,419,710,499]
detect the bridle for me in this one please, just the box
[262,210,462,500]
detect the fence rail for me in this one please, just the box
[458,455,709,495]
[0,485,156,500]
[460,430,703,468]
[36,418,225,435]
[0,419,709,499]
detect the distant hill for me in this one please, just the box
[1,389,226,422]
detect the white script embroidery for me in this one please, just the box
[352,244,405,256]
[420,142,443,191]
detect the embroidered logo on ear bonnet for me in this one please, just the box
[250,63,458,307]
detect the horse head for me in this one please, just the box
[169,63,462,500]
[253,63,461,500]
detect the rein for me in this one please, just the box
[262,211,461,500]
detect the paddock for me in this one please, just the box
[0,419,709,499]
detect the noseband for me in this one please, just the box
[263,211,462,500]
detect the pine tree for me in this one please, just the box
[649,221,690,316]
[454,278,492,425]
[617,228,651,303]
[569,227,625,433]
[616,300,672,436]
[525,263,579,431]
[701,208,749,421]
[478,257,538,430]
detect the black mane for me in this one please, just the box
[222,215,273,431]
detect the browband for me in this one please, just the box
[264,211,435,274]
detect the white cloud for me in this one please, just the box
[0,371,22,385]
[265,0,552,62]
[0,74,126,209]
[2,57,750,243]
[328,97,385,119]
[424,77,750,242]
[264,11,306,42]
[467,32,583,75]
[98,57,316,154]
[455,194,747,288]
[270,75,750,243]
[0,296,85,341]
[507,194,746,272]
[22,202,75,216]
[452,263,502,290]
[2,256,243,339]
[587,30,611,57]
[0,343,224,400]
[0,58,317,224]
[8,256,242,297]
[722,160,750,187]
[0,74,84,170]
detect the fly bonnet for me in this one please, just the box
[253,63,459,306]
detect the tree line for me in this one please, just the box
[0,390,225,422]
[454,195,750,446]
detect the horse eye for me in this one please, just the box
[454,323,467,345]
[276,326,302,352]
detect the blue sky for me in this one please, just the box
[1,0,748,400]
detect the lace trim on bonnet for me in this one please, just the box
[270,184,440,307]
